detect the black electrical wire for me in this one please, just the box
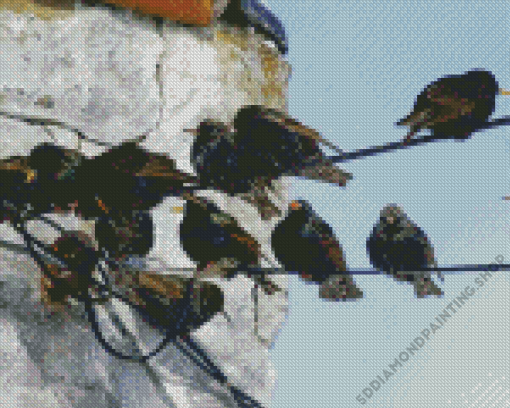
[17,215,267,408]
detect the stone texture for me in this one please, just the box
[0,3,290,407]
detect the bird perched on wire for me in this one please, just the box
[271,199,363,301]
[366,204,443,298]
[188,119,282,220]
[0,143,79,223]
[397,69,509,143]
[127,272,226,337]
[188,105,352,220]
[179,195,278,293]
[40,231,100,309]
[178,195,280,341]
[73,141,200,219]
[37,225,225,352]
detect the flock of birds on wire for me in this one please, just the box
[0,68,508,355]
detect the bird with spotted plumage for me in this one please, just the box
[271,199,362,301]
[366,204,443,298]
[73,141,200,219]
[397,69,510,143]
[188,105,352,220]
[179,195,278,293]
[178,195,279,340]
[125,272,226,338]
[0,142,79,223]
[40,231,100,309]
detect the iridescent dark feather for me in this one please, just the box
[130,273,225,336]
[95,209,154,261]
[1,143,77,222]
[190,106,352,219]
[74,142,199,219]
[41,232,99,306]
[179,196,277,295]
[179,197,261,272]
[191,121,255,195]
[234,105,352,186]
[398,69,498,141]
[366,204,443,297]
[271,200,362,301]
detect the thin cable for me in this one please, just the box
[286,115,510,169]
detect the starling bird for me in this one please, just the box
[366,204,443,298]
[179,196,276,291]
[0,143,78,223]
[179,196,279,340]
[189,119,282,220]
[73,142,199,219]
[95,209,154,262]
[398,69,508,142]
[40,231,100,308]
[271,200,362,301]
[234,105,351,185]
[189,105,352,219]
[129,273,226,337]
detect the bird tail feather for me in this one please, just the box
[240,188,282,221]
[319,274,363,301]
[297,158,352,187]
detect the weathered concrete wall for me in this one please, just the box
[0,3,290,406]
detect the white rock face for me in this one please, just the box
[0,4,291,407]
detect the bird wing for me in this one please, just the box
[319,236,347,272]
[296,155,352,187]
[254,105,343,152]
[397,77,477,130]
[136,273,186,300]
[396,108,432,129]
[426,84,477,121]
[230,232,262,259]
[135,156,198,184]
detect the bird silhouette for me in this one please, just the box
[397,69,508,143]
[366,204,443,298]
[189,105,352,219]
[179,195,279,341]
[40,231,100,308]
[1,143,78,223]
[41,230,225,345]
[189,119,282,220]
[179,195,277,292]
[271,199,362,301]
[73,141,200,219]
[129,272,226,337]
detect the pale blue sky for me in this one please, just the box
[266,1,510,407]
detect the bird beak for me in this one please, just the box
[183,128,199,136]
[499,89,510,95]
[171,206,184,213]
[386,216,395,224]
[290,201,302,210]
